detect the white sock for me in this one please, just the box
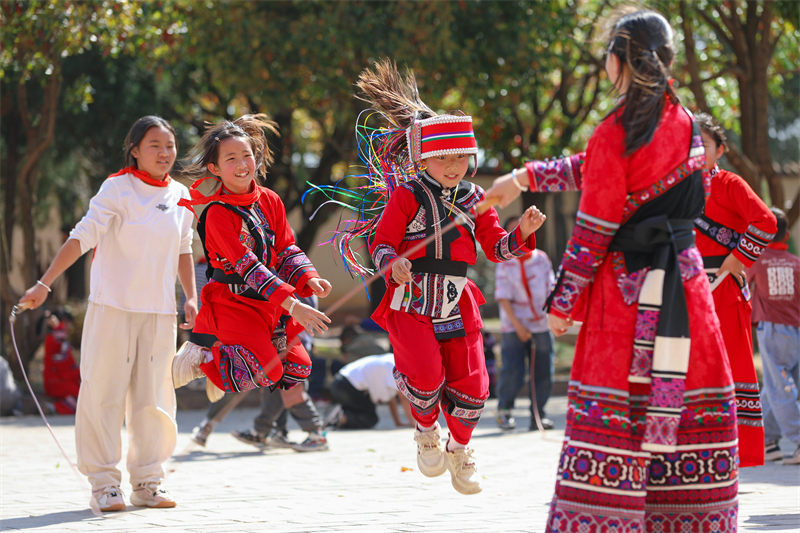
[417,423,436,433]
[446,436,466,452]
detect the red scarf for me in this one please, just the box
[177,177,261,219]
[109,166,171,187]
[517,252,541,320]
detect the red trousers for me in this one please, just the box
[387,311,489,445]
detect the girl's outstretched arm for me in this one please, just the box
[19,239,83,309]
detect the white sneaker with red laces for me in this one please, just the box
[446,446,482,495]
[92,485,125,512]
[130,482,176,508]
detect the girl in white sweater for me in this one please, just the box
[20,116,196,512]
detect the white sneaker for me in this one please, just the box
[172,342,207,389]
[446,446,482,495]
[205,377,225,403]
[130,482,176,508]
[92,485,125,512]
[413,425,447,477]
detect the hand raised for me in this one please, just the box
[519,205,546,240]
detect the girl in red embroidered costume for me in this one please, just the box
[486,9,739,532]
[351,61,545,495]
[173,115,332,408]
[20,116,195,511]
[694,113,776,467]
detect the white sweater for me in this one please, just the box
[69,172,193,314]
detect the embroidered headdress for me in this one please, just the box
[303,59,478,279]
[406,114,478,165]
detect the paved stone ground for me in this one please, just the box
[1,397,798,532]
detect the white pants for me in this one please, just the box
[76,303,177,491]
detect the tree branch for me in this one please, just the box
[696,5,735,51]
[700,65,746,83]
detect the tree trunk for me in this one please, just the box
[6,65,62,381]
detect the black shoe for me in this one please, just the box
[231,429,268,449]
[530,418,554,431]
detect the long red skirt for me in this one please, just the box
[713,276,765,467]
[547,253,739,532]
[194,281,311,393]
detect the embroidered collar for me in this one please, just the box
[109,166,171,187]
[419,171,455,200]
[710,165,720,178]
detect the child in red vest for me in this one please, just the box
[341,60,546,495]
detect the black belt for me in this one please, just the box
[211,268,265,301]
[609,218,695,254]
[702,255,726,269]
[410,257,468,277]
[608,215,695,341]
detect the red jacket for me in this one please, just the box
[696,168,776,267]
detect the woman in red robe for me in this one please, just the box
[486,9,738,532]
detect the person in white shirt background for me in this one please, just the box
[19,116,197,512]
[324,353,414,430]
[494,215,556,431]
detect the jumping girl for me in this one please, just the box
[172,115,332,410]
[338,60,546,495]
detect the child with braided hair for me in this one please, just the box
[343,60,546,495]
[172,114,331,403]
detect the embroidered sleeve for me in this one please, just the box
[723,175,777,267]
[235,250,295,304]
[276,244,319,296]
[474,189,536,262]
[489,225,534,262]
[204,205,295,305]
[370,187,416,284]
[546,124,627,318]
[371,244,400,276]
[524,153,585,192]
[546,211,619,317]
[736,225,775,265]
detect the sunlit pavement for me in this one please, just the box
[1,396,798,532]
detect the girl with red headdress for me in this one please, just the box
[343,60,546,495]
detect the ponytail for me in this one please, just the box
[606,10,679,156]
